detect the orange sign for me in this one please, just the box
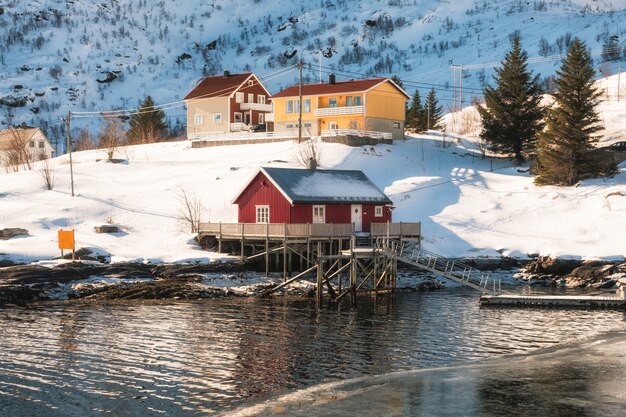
[58,230,75,250]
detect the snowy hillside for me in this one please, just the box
[1,0,625,146]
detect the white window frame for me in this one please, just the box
[258,95,266,104]
[346,96,353,106]
[303,122,312,128]
[194,114,203,125]
[259,113,265,124]
[286,123,294,129]
[375,206,383,217]
[235,92,244,103]
[29,140,35,147]
[234,112,243,123]
[213,113,222,124]
[248,93,254,103]
[256,205,270,224]
[303,98,311,113]
[313,205,326,224]
[329,98,337,108]
[286,100,294,114]
[393,122,401,129]
[248,80,254,87]
[39,141,44,149]
[354,96,362,106]
[329,121,338,130]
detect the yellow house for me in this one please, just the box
[270,76,409,141]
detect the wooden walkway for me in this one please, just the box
[480,294,626,309]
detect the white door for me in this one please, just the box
[351,204,362,232]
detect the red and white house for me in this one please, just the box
[232,167,393,232]
[184,71,272,139]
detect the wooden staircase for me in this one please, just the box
[376,239,501,295]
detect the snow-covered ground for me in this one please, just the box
[1,115,625,265]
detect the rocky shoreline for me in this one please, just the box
[1,255,624,305]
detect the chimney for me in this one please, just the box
[223,70,230,78]
[329,73,336,85]
[307,157,317,170]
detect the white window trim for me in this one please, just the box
[248,93,254,103]
[194,114,203,125]
[256,205,270,224]
[235,92,244,103]
[259,113,265,124]
[258,95,266,104]
[248,80,254,87]
[375,206,383,217]
[303,98,311,113]
[286,100,293,114]
[313,205,326,224]
[234,112,243,123]
[213,113,222,124]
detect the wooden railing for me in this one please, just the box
[198,222,420,239]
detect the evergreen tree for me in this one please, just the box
[406,89,423,131]
[127,96,168,144]
[477,34,544,164]
[535,38,609,185]
[424,88,443,131]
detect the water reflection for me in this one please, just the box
[0,290,624,416]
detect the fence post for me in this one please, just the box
[240,223,245,261]
[218,222,222,253]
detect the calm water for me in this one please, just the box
[0,289,624,416]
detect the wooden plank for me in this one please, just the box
[258,265,318,297]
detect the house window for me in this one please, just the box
[329,122,338,130]
[286,100,294,114]
[393,122,401,129]
[258,95,266,104]
[213,113,222,124]
[29,140,35,147]
[259,113,265,124]
[294,100,300,113]
[234,112,243,123]
[236,92,244,103]
[349,120,358,129]
[286,123,294,129]
[313,205,325,223]
[256,205,270,223]
[303,98,311,113]
[194,114,203,125]
[354,96,362,106]
[346,96,353,106]
[39,141,44,148]
[329,98,337,108]
[248,93,254,103]
[248,80,254,87]
[303,122,312,128]
[375,206,383,217]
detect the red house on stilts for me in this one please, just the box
[232,167,393,232]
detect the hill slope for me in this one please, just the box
[1,0,625,146]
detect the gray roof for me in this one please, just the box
[261,167,392,204]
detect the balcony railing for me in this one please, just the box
[321,129,392,140]
[239,102,272,112]
[314,105,364,117]
[191,131,298,142]
[198,222,421,239]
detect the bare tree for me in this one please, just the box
[1,127,33,172]
[39,158,56,190]
[178,187,202,233]
[74,128,96,151]
[294,135,321,169]
[98,114,126,161]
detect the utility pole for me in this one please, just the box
[618,66,621,102]
[452,66,457,112]
[459,65,463,111]
[298,60,303,143]
[65,111,75,197]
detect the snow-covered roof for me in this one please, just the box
[237,167,392,205]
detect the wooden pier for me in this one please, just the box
[480,293,626,309]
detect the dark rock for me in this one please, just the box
[207,40,217,50]
[365,19,377,26]
[97,71,118,83]
[94,225,120,234]
[524,256,581,275]
[175,53,192,64]
[1,228,29,240]
[0,259,16,267]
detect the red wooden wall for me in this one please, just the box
[235,172,291,223]
[235,172,392,231]
[228,76,270,125]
